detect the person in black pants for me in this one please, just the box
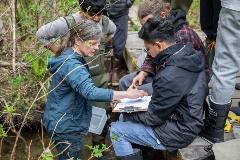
[200,0,221,77]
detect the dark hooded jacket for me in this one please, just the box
[125,42,208,152]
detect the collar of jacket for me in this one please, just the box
[153,41,184,65]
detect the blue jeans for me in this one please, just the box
[109,114,166,156]
[51,133,82,160]
[119,72,154,95]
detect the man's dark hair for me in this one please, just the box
[138,16,175,44]
[79,0,105,13]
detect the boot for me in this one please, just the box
[117,149,143,160]
[104,57,112,86]
[111,57,121,87]
[199,95,231,143]
[235,83,240,90]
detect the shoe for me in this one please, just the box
[195,145,215,160]
[111,57,121,87]
[104,58,112,86]
[235,83,240,90]
[117,148,143,160]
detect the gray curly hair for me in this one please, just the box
[138,0,168,19]
[56,19,102,57]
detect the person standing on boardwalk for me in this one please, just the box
[199,0,240,143]
[36,0,116,149]
[104,0,135,87]
[119,0,209,95]
[200,0,221,77]
[43,19,146,160]
[110,16,208,159]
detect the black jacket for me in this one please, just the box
[169,9,187,32]
[125,42,208,151]
[105,0,135,17]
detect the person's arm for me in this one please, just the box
[105,18,116,43]
[129,71,149,89]
[62,61,147,102]
[112,90,147,100]
[125,75,183,126]
[36,17,70,53]
[140,54,157,76]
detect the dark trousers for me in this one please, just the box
[109,14,129,59]
[200,0,221,40]
[52,133,82,160]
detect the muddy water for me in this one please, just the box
[1,114,119,160]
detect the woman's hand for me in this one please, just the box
[126,88,148,99]
[112,89,148,101]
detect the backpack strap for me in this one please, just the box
[63,15,76,29]
[95,15,109,54]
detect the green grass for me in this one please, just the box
[187,0,201,30]
[133,0,142,5]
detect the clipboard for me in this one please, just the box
[112,96,151,113]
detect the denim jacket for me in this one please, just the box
[43,47,113,134]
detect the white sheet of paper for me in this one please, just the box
[114,96,151,111]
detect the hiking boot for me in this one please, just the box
[111,57,121,87]
[199,95,231,143]
[235,83,240,90]
[104,58,112,86]
[117,148,143,160]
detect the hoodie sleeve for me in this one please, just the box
[124,75,183,126]
[59,60,113,102]
[36,17,69,46]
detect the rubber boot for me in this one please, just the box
[117,149,143,160]
[111,57,121,87]
[235,83,240,90]
[104,57,112,86]
[199,95,231,143]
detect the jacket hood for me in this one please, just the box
[47,47,84,74]
[154,42,205,73]
[168,9,187,32]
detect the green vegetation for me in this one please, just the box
[187,0,201,30]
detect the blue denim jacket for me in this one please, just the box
[43,47,113,134]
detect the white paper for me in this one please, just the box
[136,48,147,68]
[114,96,151,111]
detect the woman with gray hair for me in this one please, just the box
[43,19,146,160]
